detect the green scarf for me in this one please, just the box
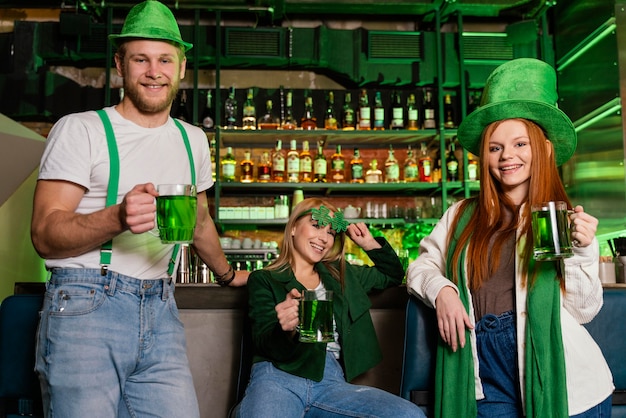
[435,204,568,418]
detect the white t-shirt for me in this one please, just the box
[38,106,213,279]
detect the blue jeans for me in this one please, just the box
[235,351,424,418]
[35,269,199,418]
[475,311,612,418]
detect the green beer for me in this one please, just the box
[299,291,334,343]
[531,201,573,261]
[156,184,197,244]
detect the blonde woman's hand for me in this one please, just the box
[275,288,301,334]
[435,286,474,352]
[569,205,598,248]
[346,222,381,251]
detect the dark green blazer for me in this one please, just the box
[247,238,404,382]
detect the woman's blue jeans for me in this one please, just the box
[235,351,425,418]
[475,310,612,418]
[35,269,199,418]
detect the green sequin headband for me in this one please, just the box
[299,205,349,233]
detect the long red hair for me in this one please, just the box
[448,118,571,290]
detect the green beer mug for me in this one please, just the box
[531,200,574,261]
[299,289,334,343]
[156,184,197,244]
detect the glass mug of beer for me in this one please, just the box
[531,201,574,261]
[155,184,197,244]
[298,289,335,343]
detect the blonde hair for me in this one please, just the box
[267,198,346,287]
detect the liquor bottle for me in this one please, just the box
[330,144,345,183]
[431,148,442,183]
[365,159,382,184]
[287,139,300,183]
[350,148,364,184]
[407,93,419,130]
[271,139,286,182]
[418,142,432,182]
[224,86,238,129]
[242,88,256,130]
[467,152,479,181]
[240,149,254,183]
[342,92,356,130]
[118,87,125,104]
[384,145,400,183]
[423,89,436,129]
[357,89,371,130]
[446,140,460,181]
[313,144,327,183]
[301,96,317,130]
[201,90,215,131]
[258,99,280,130]
[390,91,404,130]
[403,145,418,182]
[443,94,455,129]
[299,140,313,183]
[324,91,338,130]
[257,151,272,183]
[282,90,297,130]
[220,146,236,182]
[209,137,217,182]
[373,91,385,130]
[468,90,482,114]
[175,90,189,122]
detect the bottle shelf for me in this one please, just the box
[217,128,458,149]
[218,181,443,195]
[217,217,440,230]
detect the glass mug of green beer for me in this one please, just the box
[299,289,334,343]
[156,184,197,244]
[531,201,574,261]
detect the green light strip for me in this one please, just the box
[557,17,616,72]
[462,32,507,37]
[572,97,622,132]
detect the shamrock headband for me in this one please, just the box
[299,206,349,233]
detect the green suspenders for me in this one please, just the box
[95,109,196,277]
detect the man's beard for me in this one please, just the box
[123,79,179,114]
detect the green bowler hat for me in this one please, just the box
[109,0,193,52]
[457,58,576,166]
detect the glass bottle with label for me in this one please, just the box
[201,90,215,131]
[431,148,442,183]
[287,139,300,183]
[282,90,297,130]
[313,144,327,183]
[224,86,238,129]
[240,149,254,183]
[258,99,280,130]
[390,91,404,130]
[350,148,364,184]
[446,140,459,181]
[209,137,217,182]
[423,89,436,129]
[330,144,345,183]
[384,145,400,183]
[418,142,432,182]
[301,96,317,130]
[365,159,382,184]
[257,151,272,183]
[403,145,418,182]
[175,90,189,122]
[221,146,236,182]
[407,93,419,130]
[324,91,338,130]
[467,152,479,181]
[299,140,313,183]
[443,94,456,129]
[242,88,256,130]
[358,89,371,130]
[373,91,385,130]
[271,140,286,182]
[342,92,355,130]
